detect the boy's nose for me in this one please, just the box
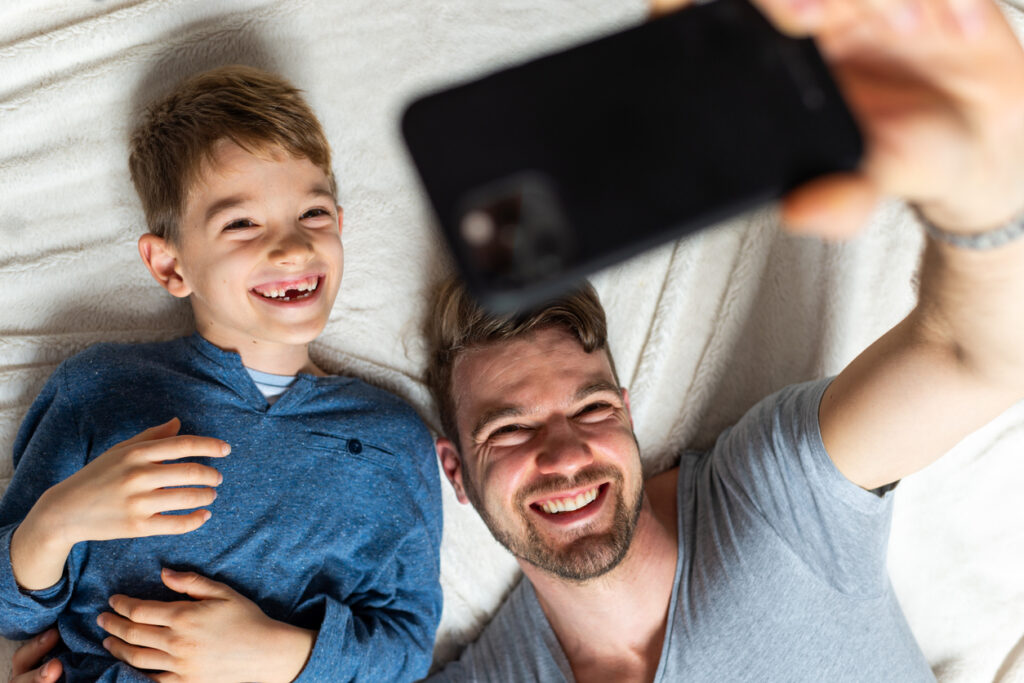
[269,228,315,265]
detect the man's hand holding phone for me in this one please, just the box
[729,0,1024,238]
[9,418,228,591]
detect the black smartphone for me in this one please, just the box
[401,0,862,313]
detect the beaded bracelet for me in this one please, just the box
[916,206,1024,250]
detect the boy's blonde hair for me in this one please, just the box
[128,65,336,243]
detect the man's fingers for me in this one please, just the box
[780,172,880,238]
[97,612,168,650]
[11,629,58,675]
[101,636,174,674]
[160,567,235,600]
[650,0,692,18]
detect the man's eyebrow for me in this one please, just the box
[469,380,621,442]
[574,380,621,402]
[470,406,524,443]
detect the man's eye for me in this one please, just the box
[576,402,613,420]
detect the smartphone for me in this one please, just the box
[401,0,862,313]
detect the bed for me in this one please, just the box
[2,0,1023,679]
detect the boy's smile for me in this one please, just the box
[140,140,344,375]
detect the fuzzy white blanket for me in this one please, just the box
[2,0,1023,679]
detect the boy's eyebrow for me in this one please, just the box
[203,185,337,224]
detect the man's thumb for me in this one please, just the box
[161,568,232,600]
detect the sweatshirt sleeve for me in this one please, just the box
[0,362,87,638]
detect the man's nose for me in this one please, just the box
[269,225,314,265]
[535,419,593,476]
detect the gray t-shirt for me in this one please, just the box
[430,379,935,682]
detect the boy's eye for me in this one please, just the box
[301,208,332,220]
[223,219,255,231]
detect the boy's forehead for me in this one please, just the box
[183,139,333,220]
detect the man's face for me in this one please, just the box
[157,140,343,355]
[442,326,644,582]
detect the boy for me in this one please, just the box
[0,66,442,682]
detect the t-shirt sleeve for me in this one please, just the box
[0,361,86,638]
[701,377,895,596]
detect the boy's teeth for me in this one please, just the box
[254,276,320,300]
[538,487,599,515]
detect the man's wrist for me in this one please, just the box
[916,205,1024,250]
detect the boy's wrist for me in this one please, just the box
[263,620,316,683]
[10,503,75,591]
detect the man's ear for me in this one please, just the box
[436,437,470,504]
[138,234,191,298]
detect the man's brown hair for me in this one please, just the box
[424,277,617,447]
[128,65,336,244]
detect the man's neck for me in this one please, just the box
[523,468,680,683]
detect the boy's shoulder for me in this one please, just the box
[60,336,193,378]
[303,373,433,439]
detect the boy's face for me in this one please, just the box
[146,140,343,361]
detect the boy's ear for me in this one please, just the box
[436,437,470,505]
[337,205,344,235]
[138,234,191,298]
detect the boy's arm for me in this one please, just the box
[11,418,227,591]
[1,362,227,639]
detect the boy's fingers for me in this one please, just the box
[141,460,224,490]
[137,509,212,537]
[106,595,181,627]
[142,486,218,516]
[117,419,181,447]
[11,628,58,674]
[779,172,880,239]
[161,567,235,600]
[97,612,167,650]
[102,636,174,674]
[134,435,231,463]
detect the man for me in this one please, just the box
[419,0,1024,680]
[11,0,1024,680]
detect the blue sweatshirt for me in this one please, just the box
[0,334,443,682]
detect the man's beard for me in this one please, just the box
[464,463,644,582]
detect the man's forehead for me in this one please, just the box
[451,327,617,422]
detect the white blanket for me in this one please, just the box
[2,0,1023,679]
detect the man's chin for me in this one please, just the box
[521,531,631,583]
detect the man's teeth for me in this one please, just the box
[254,276,319,300]
[539,487,599,515]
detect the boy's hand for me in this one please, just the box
[10,419,229,591]
[655,0,1024,238]
[98,568,315,683]
[9,628,63,683]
